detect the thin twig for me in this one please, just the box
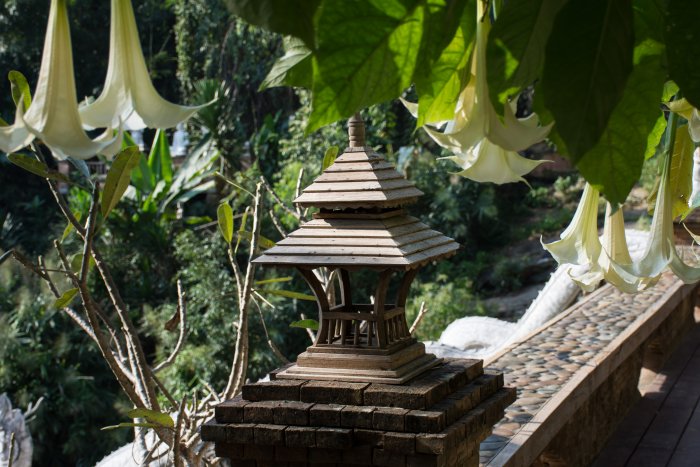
[409,301,428,335]
[174,398,187,467]
[154,281,188,373]
[300,313,316,342]
[268,209,287,237]
[259,175,299,219]
[252,298,289,364]
[294,168,304,217]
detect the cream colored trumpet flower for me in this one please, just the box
[1,0,121,160]
[0,101,32,154]
[416,0,552,184]
[24,0,123,160]
[576,204,659,293]
[543,183,602,267]
[543,184,658,293]
[79,0,206,130]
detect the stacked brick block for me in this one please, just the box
[201,358,515,466]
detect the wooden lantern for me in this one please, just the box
[252,114,460,384]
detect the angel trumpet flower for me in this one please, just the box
[0,100,33,154]
[79,0,206,130]
[543,184,658,293]
[0,0,121,159]
[417,0,553,184]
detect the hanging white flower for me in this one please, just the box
[0,0,122,160]
[408,0,552,184]
[79,0,207,131]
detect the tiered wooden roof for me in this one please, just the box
[253,113,459,270]
[293,149,424,209]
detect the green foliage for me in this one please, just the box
[666,0,700,108]
[217,203,234,243]
[7,153,70,183]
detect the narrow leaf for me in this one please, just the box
[258,289,316,301]
[255,277,293,285]
[101,422,159,431]
[70,253,95,274]
[542,0,635,159]
[102,146,141,218]
[217,203,234,243]
[290,319,319,331]
[61,212,82,242]
[236,230,276,249]
[54,288,79,309]
[7,153,70,183]
[148,130,173,184]
[8,70,31,110]
[126,408,175,428]
[322,146,339,171]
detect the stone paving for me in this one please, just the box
[478,272,680,466]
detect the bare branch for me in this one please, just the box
[8,432,15,467]
[79,185,100,285]
[294,168,304,217]
[224,182,263,399]
[253,298,289,364]
[300,313,316,343]
[259,175,299,220]
[409,301,429,335]
[174,398,187,467]
[154,281,188,373]
[268,208,287,238]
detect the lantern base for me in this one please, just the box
[276,340,441,384]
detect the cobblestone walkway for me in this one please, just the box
[479,272,683,466]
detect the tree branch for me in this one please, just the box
[154,281,188,373]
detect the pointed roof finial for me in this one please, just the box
[348,112,365,148]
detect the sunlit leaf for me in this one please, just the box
[217,203,234,243]
[322,145,339,171]
[70,253,95,274]
[148,130,173,184]
[54,288,79,309]
[254,277,293,285]
[669,125,694,220]
[101,422,159,431]
[102,146,141,218]
[290,319,319,330]
[126,408,174,428]
[8,70,32,110]
[258,289,316,301]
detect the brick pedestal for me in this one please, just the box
[202,358,515,466]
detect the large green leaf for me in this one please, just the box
[542,0,634,159]
[217,203,234,243]
[123,131,153,195]
[576,49,666,205]
[666,0,700,108]
[260,36,313,90]
[308,0,426,132]
[8,70,31,110]
[487,0,567,107]
[414,0,475,126]
[7,154,70,183]
[225,0,321,47]
[101,147,141,218]
[148,130,173,184]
